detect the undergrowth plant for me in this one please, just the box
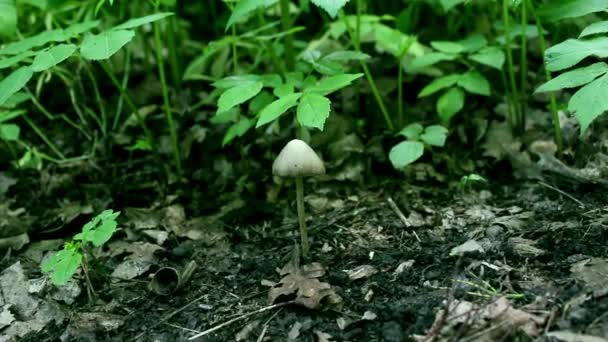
[41,209,120,286]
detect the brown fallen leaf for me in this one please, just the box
[265,262,342,311]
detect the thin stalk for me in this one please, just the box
[295,176,309,257]
[257,13,286,77]
[397,59,403,127]
[82,62,108,136]
[22,114,65,159]
[528,0,563,156]
[519,0,528,130]
[98,61,154,147]
[112,50,132,131]
[339,10,394,131]
[153,15,183,177]
[502,0,521,133]
[166,15,182,90]
[279,0,294,70]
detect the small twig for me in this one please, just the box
[188,301,294,340]
[131,293,209,341]
[538,181,585,209]
[257,308,282,342]
[387,197,421,242]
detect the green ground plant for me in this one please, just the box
[41,209,120,286]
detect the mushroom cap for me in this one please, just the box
[272,139,325,177]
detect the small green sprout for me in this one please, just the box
[41,209,120,286]
[458,173,487,192]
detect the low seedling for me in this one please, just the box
[41,209,120,286]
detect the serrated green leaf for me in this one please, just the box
[389,140,424,169]
[225,0,278,30]
[222,118,255,146]
[112,12,173,31]
[409,52,459,71]
[0,51,35,69]
[568,73,608,135]
[32,44,77,72]
[212,74,261,89]
[457,71,490,96]
[469,46,505,70]
[64,20,100,37]
[431,41,465,54]
[274,83,294,98]
[0,123,19,140]
[437,87,465,122]
[297,92,331,130]
[41,247,82,285]
[256,92,302,128]
[397,123,424,140]
[0,29,67,55]
[0,0,17,38]
[305,73,363,96]
[580,20,608,38]
[419,74,460,97]
[80,29,135,60]
[217,81,264,115]
[457,34,487,53]
[0,66,33,107]
[538,0,608,21]
[421,125,448,147]
[74,209,120,247]
[535,62,608,93]
[545,37,608,72]
[322,50,370,62]
[311,0,350,18]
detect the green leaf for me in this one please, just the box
[0,109,25,123]
[112,12,173,31]
[0,0,17,38]
[580,20,608,38]
[80,29,135,60]
[457,34,487,53]
[64,20,100,37]
[545,37,608,72]
[305,73,363,96]
[73,209,120,247]
[409,52,459,71]
[222,118,255,146]
[469,46,505,70]
[568,73,608,135]
[439,0,466,11]
[535,62,608,93]
[0,66,33,107]
[249,91,274,114]
[1,93,29,108]
[420,125,448,147]
[0,51,35,69]
[41,246,82,285]
[211,107,239,124]
[213,74,261,89]
[389,141,424,169]
[297,92,331,130]
[0,29,67,55]
[0,123,19,140]
[322,50,370,62]
[418,74,460,97]
[256,92,302,128]
[217,81,264,115]
[274,83,294,98]
[311,0,350,18]
[397,123,424,140]
[457,71,490,96]
[225,0,278,30]
[431,41,465,54]
[538,0,608,21]
[437,87,465,122]
[32,44,77,72]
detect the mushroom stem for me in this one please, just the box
[295,176,309,257]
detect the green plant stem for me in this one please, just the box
[82,62,108,137]
[339,10,394,131]
[528,0,563,156]
[519,1,528,129]
[295,176,309,257]
[166,16,182,90]
[502,0,521,133]
[112,50,132,131]
[153,17,183,177]
[279,0,295,70]
[22,114,65,159]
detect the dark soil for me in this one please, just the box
[3,167,607,342]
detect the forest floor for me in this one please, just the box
[1,167,607,342]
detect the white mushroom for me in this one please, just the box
[272,139,325,256]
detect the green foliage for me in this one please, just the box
[458,174,487,192]
[389,124,448,170]
[535,3,608,135]
[310,0,350,18]
[41,210,120,286]
[0,0,17,38]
